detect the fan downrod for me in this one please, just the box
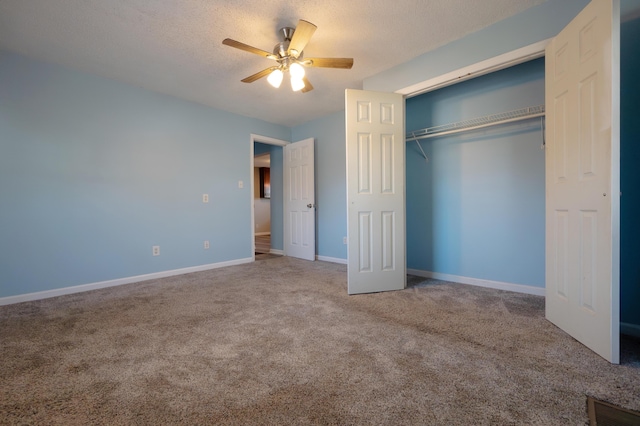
[279,27,295,42]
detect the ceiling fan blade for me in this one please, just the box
[241,67,279,83]
[223,38,277,60]
[303,57,354,69]
[301,77,314,93]
[288,20,317,58]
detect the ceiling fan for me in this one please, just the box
[222,19,354,93]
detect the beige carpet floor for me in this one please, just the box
[1,256,639,425]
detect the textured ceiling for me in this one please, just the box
[0,0,548,127]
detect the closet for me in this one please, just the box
[405,13,640,340]
[405,58,546,290]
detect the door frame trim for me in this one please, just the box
[250,134,289,261]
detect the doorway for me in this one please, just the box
[250,134,288,261]
[254,147,271,255]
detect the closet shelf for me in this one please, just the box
[406,105,545,142]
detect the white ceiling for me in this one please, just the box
[0,0,548,127]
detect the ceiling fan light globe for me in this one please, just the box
[289,62,305,80]
[267,69,284,88]
[291,77,305,92]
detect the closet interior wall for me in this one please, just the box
[620,15,640,331]
[405,58,546,290]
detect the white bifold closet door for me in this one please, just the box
[545,0,620,364]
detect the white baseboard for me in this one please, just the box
[269,249,284,255]
[316,255,347,265]
[621,322,640,338]
[407,269,545,296]
[255,232,271,236]
[0,257,254,306]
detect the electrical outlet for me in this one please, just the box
[238,180,244,189]
[343,237,348,245]
[204,240,210,249]
[152,246,160,256]
[202,194,209,203]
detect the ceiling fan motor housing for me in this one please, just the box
[274,27,303,60]
[273,41,289,58]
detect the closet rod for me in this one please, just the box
[406,105,545,142]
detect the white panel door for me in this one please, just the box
[546,0,620,363]
[346,89,405,294]
[284,138,315,261]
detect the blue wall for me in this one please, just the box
[406,59,546,287]
[291,111,348,261]
[620,16,640,326]
[0,51,289,298]
[254,142,271,156]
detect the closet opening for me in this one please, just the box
[405,58,546,295]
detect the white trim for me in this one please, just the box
[0,258,253,306]
[397,39,551,98]
[255,232,271,236]
[316,255,347,265]
[407,269,545,296]
[250,134,289,262]
[250,134,289,147]
[269,249,284,255]
[621,322,640,339]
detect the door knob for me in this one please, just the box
[307,203,316,208]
